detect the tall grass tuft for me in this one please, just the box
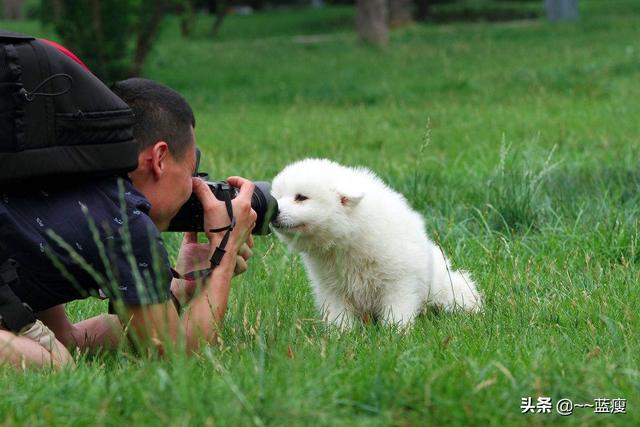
[485,137,557,233]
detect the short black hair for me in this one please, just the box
[111,78,196,159]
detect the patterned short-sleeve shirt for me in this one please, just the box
[0,176,172,312]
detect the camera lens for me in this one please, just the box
[251,181,279,235]
[167,179,278,235]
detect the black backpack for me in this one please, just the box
[0,31,138,185]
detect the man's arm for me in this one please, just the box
[37,305,121,352]
[170,236,254,307]
[121,258,235,354]
[120,176,257,354]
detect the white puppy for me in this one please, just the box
[271,158,482,329]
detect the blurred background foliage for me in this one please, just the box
[3,0,545,83]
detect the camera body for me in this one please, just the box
[167,175,278,235]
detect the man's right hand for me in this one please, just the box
[225,176,258,250]
[191,176,257,258]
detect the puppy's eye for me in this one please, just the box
[294,194,309,202]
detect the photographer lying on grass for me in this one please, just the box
[0,78,256,368]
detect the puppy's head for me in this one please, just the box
[271,158,364,252]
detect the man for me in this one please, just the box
[0,78,256,368]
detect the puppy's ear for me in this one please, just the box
[338,190,364,208]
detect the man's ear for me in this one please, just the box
[338,188,364,208]
[149,141,170,179]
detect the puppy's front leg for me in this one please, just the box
[314,288,356,330]
[380,288,422,329]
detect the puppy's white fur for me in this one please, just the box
[271,158,482,329]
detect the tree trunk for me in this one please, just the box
[211,0,230,38]
[3,0,25,20]
[356,0,388,47]
[180,0,196,38]
[90,0,109,80]
[50,0,64,23]
[131,1,167,76]
[388,0,413,28]
[414,0,430,22]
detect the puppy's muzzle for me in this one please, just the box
[271,214,301,231]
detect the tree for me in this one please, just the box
[177,0,233,40]
[131,0,168,76]
[41,0,168,83]
[356,0,388,47]
[180,0,197,37]
[211,0,233,38]
[413,0,431,21]
[3,0,25,20]
[388,0,413,27]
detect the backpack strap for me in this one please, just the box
[0,258,36,333]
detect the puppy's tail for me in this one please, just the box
[430,269,483,313]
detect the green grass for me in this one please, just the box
[1,0,640,425]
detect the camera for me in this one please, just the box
[167,173,278,235]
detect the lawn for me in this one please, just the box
[1,0,639,425]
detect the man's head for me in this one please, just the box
[112,78,198,231]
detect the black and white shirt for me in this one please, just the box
[0,177,172,312]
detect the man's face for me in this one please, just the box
[153,128,198,231]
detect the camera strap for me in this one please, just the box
[209,186,236,268]
[171,189,236,282]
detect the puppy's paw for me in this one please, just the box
[321,307,357,331]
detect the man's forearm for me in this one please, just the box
[180,258,235,351]
[38,305,122,352]
[170,278,193,307]
[72,314,122,351]
[171,242,252,308]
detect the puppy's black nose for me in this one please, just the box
[271,216,283,228]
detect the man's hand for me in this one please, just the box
[191,177,257,253]
[174,231,212,276]
[234,236,254,276]
[171,177,257,306]
[175,232,254,278]
[172,233,254,306]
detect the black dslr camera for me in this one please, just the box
[167,149,278,235]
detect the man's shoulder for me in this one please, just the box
[1,175,158,242]
[89,177,159,238]
[63,176,154,224]
[89,176,152,214]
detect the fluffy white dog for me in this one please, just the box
[271,158,482,329]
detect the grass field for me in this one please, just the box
[1,1,640,425]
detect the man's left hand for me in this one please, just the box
[172,233,254,306]
[234,236,254,276]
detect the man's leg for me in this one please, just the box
[0,325,73,369]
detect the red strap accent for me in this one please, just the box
[39,39,91,72]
